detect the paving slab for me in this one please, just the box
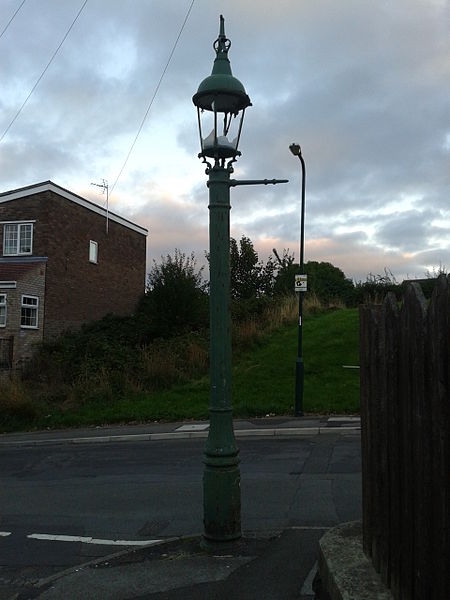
[13,530,323,600]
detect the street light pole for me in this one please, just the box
[193,16,288,545]
[203,164,240,543]
[289,143,306,417]
[192,16,250,545]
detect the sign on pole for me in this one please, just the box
[295,274,307,292]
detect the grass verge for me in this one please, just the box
[1,307,359,431]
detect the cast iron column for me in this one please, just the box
[203,164,241,543]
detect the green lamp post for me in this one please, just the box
[193,16,288,544]
[289,143,306,417]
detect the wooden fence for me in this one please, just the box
[359,274,449,600]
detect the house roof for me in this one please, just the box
[0,181,148,236]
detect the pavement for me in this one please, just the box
[1,416,361,599]
[0,415,361,447]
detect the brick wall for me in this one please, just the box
[0,261,46,370]
[0,189,147,340]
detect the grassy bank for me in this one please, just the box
[1,306,359,431]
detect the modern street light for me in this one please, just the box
[193,15,288,545]
[289,143,306,417]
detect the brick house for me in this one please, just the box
[0,181,147,373]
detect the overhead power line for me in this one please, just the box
[110,0,195,196]
[0,0,26,40]
[0,0,88,144]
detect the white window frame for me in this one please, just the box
[20,295,39,329]
[89,240,98,264]
[0,294,6,327]
[2,222,33,256]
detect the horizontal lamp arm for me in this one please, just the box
[229,178,289,187]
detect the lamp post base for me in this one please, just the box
[202,459,241,543]
[203,410,241,542]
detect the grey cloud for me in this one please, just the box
[1,0,449,282]
[374,209,440,251]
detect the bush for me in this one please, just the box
[304,261,355,305]
[143,250,209,338]
[0,379,40,429]
[353,269,402,304]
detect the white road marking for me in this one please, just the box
[300,561,318,595]
[0,531,12,537]
[175,424,210,432]
[27,533,161,546]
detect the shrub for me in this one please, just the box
[138,333,209,390]
[143,250,209,338]
[353,269,402,304]
[0,379,40,429]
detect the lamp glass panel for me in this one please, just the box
[199,109,242,158]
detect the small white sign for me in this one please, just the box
[295,274,307,292]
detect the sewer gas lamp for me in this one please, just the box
[193,15,251,167]
[193,15,288,548]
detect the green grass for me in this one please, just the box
[232,307,359,415]
[18,307,359,430]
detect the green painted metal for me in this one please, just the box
[203,165,241,542]
[289,144,306,417]
[196,14,289,546]
[193,15,251,113]
[230,178,289,187]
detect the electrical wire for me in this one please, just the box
[110,0,195,196]
[0,0,88,144]
[0,0,26,40]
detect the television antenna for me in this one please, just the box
[91,179,109,234]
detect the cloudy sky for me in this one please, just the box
[1,0,449,282]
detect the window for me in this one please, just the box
[3,223,33,255]
[21,295,38,328]
[0,294,6,327]
[89,240,98,264]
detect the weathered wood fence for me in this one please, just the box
[359,274,449,600]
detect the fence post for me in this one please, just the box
[427,275,450,599]
[359,303,376,559]
[383,293,399,592]
[360,302,385,567]
[404,284,427,600]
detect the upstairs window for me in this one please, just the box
[89,240,98,264]
[21,295,38,328]
[0,294,6,327]
[3,223,33,255]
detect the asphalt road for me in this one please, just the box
[0,433,361,598]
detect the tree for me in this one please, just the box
[142,250,208,337]
[229,236,275,300]
[304,261,355,304]
[272,248,297,296]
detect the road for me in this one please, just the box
[0,433,361,597]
